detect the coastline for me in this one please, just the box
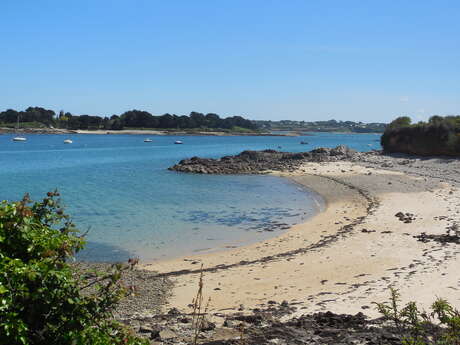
[0,127,291,136]
[1,127,383,136]
[142,155,460,320]
[75,129,294,136]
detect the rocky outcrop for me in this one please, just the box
[169,145,358,174]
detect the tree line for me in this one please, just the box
[0,107,258,131]
[381,115,460,156]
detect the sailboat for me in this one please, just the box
[12,114,27,142]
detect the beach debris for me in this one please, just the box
[414,231,460,244]
[446,222,460,237]
[395,212,416,223]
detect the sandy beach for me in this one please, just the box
[142,153,460,320]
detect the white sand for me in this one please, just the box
[142,159,460,318]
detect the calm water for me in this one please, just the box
[0,132,380,261]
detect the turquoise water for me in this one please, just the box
[0,132,380,261]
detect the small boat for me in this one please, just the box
[300,141,308,145]
[64,139,73,144]
[174,140,183,144]
[144,138,153,142]
[12,114,27,142]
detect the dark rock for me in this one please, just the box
[233,314,265,325]
[168,146,359,174]
[200,319,216,331]
[167,307,181,315]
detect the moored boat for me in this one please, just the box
[12,114,27,142]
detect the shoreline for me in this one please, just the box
[144,179,326,263]
[0,127,291,136]
[1,127,383,136]
[144,171,371,311]
[141,154,460,320]
[149,173,370,276]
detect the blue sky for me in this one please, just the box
[1,1,459,122]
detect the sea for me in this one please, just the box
[0,132,381,262]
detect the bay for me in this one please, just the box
[0,132,380,261]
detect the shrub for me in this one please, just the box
[375,288,460,344]
[381,115,460,156]
[0,191,149,345]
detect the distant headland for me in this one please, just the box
[0,106,386,135]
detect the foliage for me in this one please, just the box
[375,288,460,344]
[0,191,148,345]
[381,115,460,156]
[0,107,258,131]
[0,108,56,127]
[387,116,412,129]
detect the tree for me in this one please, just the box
[120,110,154,128]
[381,115,460,155]
[388,116,412,129]
[205,113,220,128]
[0,106,259,131]
[158,114,176,128]
[428,115,444,125]
[0,192,148,345]
[189,112,205,127]
[0,109,20,123]
[24,107,56,126]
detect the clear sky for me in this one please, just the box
[1,0,459,122]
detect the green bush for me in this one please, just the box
[375,288,460,344]
[0,191,148,345]
[381,115,460,156]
